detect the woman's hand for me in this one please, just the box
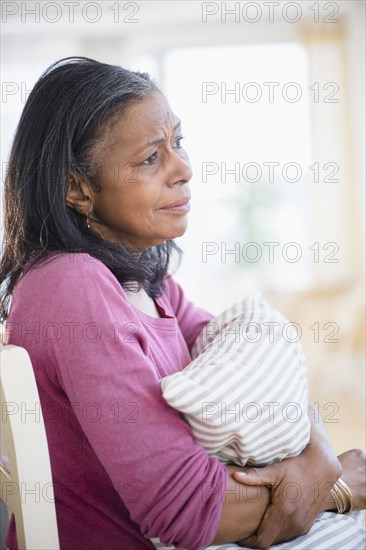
[232,448,366,549]
[336,448,366,510]
[232,440,341,549]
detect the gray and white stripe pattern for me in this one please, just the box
[161,292,310,467]
[151,293,365,550]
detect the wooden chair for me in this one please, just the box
[0,344,60,549]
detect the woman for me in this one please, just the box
[0,57,365,550]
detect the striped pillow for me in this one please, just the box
[161,292,310,466]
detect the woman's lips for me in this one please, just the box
[159,197,191,213]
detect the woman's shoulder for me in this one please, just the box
[19,252,122,298]
[24,252,113,279]
[9,253,130,323]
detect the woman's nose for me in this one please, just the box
[167,151,193,185]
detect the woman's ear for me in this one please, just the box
[65,172,94,214]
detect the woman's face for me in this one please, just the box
[88,92,192,249]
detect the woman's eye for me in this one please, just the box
[174,136,185,149]
[141,137,185,165]
[142,152,158,165]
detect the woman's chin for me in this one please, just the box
[137,220,189,248]
[170,222,188,239]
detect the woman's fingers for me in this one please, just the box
[236,535,257,548]
[253,502,290,549]
[237,503,285,549]
[232,463,284,487]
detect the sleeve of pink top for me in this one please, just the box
[163,275,214,354]
[45,258,227,550]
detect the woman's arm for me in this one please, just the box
[336,448,366,511]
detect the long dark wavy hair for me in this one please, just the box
[0,57,182,322]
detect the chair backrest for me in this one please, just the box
[0,344,60,549]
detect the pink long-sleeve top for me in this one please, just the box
[5,252,228,550]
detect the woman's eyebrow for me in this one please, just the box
[135,119,181,154]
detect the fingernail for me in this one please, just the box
[235,472,248,476]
